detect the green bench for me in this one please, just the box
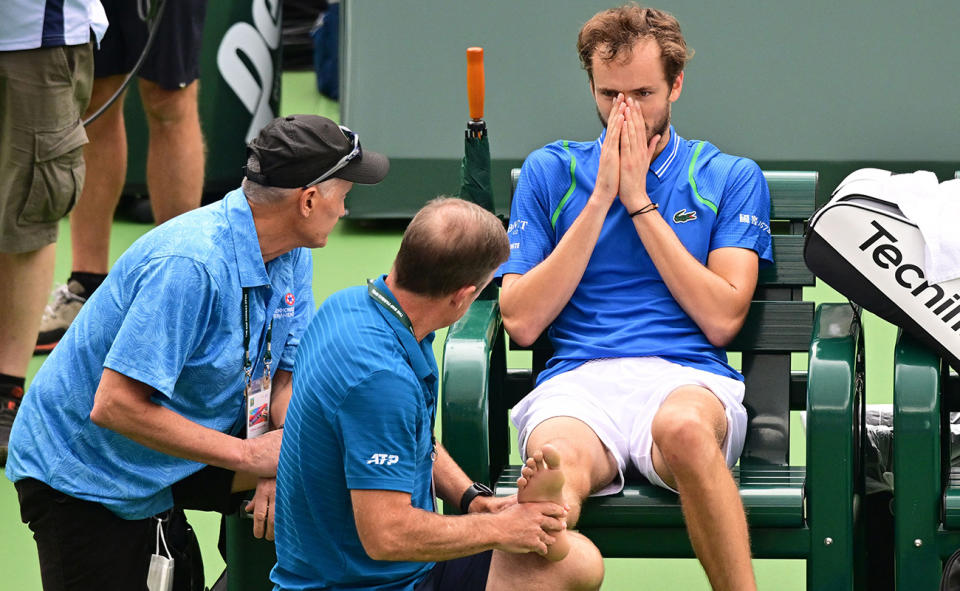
[866,170,960,589]
[441,169,868,588]
[891,325,960,589]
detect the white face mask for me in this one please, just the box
[147,517,175,591]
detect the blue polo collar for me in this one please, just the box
[226,188,271,289]
[368,275,437,382]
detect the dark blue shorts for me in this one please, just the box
[94,0,207,89]
[414,550,493,591]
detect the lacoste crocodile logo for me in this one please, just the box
[673,209,697,223]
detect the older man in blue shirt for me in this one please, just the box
[6,114,388,590]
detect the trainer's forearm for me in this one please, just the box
[500,198,611,345]
[353,495,504,562]
[432,443,474,508]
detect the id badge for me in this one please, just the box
[245,375,272,439]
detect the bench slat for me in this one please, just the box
[728,301,814,352]
[764,170,817,220]
[495,465,804,528]
[760,235,814,286]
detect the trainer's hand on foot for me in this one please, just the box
[246,477,277,540]
[240,428,283,477]
[467,494,516,514]
[493,501,567,556]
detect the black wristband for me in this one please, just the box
[459,481,494,514]
[629,202,659,217]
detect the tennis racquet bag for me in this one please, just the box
[804,168,960,370]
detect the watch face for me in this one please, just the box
[475,482,494,495]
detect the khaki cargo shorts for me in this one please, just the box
[0,43,93,253]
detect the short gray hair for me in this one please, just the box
[242,155,300,204]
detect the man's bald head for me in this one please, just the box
[393,198,509,297]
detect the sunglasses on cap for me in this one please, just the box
[304,126,361,188]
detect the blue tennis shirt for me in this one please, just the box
[6,188,313,519]
[498,126,773,384]
[271,276,438,591]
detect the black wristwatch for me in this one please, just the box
[459,481,494,514]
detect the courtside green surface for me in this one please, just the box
[1,70,897,589]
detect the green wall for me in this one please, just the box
[339,0,960,217]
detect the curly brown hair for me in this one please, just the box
[577,3,692,86]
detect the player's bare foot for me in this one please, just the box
[517,443,570,561]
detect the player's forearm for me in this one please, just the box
[631,213,753,346]
[500,198,611,346]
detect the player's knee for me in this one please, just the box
[651,407,717,465]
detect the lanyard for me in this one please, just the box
[242,288,273,386]
[366,279,438,509]
[367,279,415,336]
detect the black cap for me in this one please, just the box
[244,115,389,188]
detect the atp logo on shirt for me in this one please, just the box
[366,453,400,465]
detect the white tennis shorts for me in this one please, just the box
[511,356,747,495]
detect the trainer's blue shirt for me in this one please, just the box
[498,127,773,384]
[6,188,313,519]
[272,276,438,591]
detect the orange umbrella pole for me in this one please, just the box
[466,47,485,139]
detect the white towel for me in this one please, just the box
[885,171,960,285]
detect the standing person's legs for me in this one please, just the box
[0,247,56,375]
[36,0,143,353]
[139,78,204,224]
[34,75,126,355]
[0,43,93,457]
[0,244,57,443]
[137,0,207,224]
[37,0,208,353]
[650,387,756,591]
[69,75,130,275]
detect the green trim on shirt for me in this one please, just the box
[688,141,718,214]
[551,141,578,229]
